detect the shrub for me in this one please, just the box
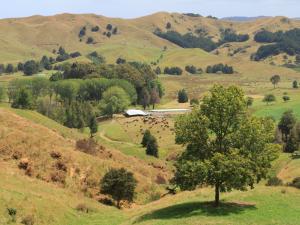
[112,27,118,34]
[106,32,112,38]
[70,52,81,58]
[91,26,100,32]
[11,88,34,109]
[283,95,290,102]
[263,94,276,105]
[7,208,17,222]
[290,177,300,189]
[23,60,40,76]
[166,22,172,29]
[76,138,99,155]
[76,203,90,213]
[292,151,300,159]
[190,98,199,106]
[50,171,66,184]
[178,89,188,103]
[106,24,113,30]
[293,80,298,88]
[164,67,183,75]
[54,160,67,172]
[146,135,159,158]
[86,37,94,44]
[141,130,151,147]
[266,176,283,186]
[50,151,62,159]
[21,215,35,225]
[98,197,114,206]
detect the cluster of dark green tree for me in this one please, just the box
[0,63,18,74]
[206,63,234,74]
[172,85,280,206]
[154,28,249,52]
[58,61,164,109]
[141,130,159,158]
[7,77,137,126]
[219,28,249,44]
[278,110,300,153]
[163,66,183,75]
[154,30,218,52]
[253,29,300,60]
[185,65,203,74]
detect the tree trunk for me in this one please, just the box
[214,183,220,207]
[117,200,121,209]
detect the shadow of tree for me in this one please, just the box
[134,201,257,223]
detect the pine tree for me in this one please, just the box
[141,130,151,147]
[89,116,98,138]
[146,136,159,158]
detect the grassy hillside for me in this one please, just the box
[1,12,300,64]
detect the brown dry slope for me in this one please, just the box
[0,108,171,204]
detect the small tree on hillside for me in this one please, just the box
[283,95,290,102]
[293,80,298,89]
[89,116,98,138]
[178,89,188,103]
[146,135,159,158]
[100,168,137,208]
[278,110,297,142]
[150,88,160,109]
[270,75,280,88]
[246,97,254,108]
[263,94,276,105]
[11,88,34,109]
[141,130,152,147]
[173,85,279,206]
[140,88,150,110]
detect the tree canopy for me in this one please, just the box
[172,85,279,206]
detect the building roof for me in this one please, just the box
[125,109,148,116]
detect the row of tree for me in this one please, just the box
[206,63,234,74]
[253,29,300,60]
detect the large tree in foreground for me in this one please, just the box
[172,85,279,206]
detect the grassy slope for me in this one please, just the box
[0,162,125,225]
[124,185,300,225]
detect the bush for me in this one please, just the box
[50,171,66,184]
[23,60,40,75]
[76,203,90,213]
[190,98,199,106]
[91,26,100,32]
[98,197,114,206]
[7,208,17,222]
[289,177,300,189]
[164,66,183,75]
[112,27,118,35]
[178,89,188,103]
[21,215,35,225]
[86,37,94,44]
[266,177,283,186]
[70,52,81,58]
[141,130,151,147]
[146,135,159,158]
[292,151,300,159]
[76,138,99,155]
[106,24,113,30]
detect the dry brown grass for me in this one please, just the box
[0,108,171,203]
